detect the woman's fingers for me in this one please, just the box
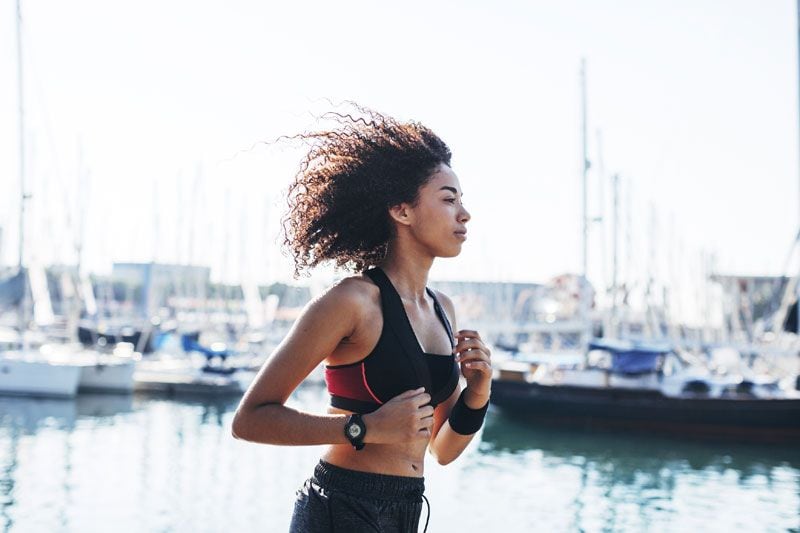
[453,331,492,370]
[463,360,492,371]
[397,387,426,399]
[456,346,491,359]
[457,348,490,362]
[418,416,434,431]
[454,339,489,355]
[455,340,491,361]
[411,392,432,408]
[458,344,492,372]
[455,329,483,341]
[375,389,438,443]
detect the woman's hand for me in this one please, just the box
[454,329,492,407]
[362,388,434,443]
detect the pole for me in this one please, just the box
[16,0,25,272]
[580,59,591,355]
[612,173,620,337]
[16,0,29,348]
[796,0,800,334]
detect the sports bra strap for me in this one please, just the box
[426,288,455,349]
[364,267,436,395]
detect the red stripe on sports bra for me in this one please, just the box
[324,364,380,404]
[361,362,383,404]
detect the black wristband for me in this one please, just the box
[448,390,489,435]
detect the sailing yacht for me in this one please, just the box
[0,0,135,397]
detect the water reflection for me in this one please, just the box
[0,397,77,434]
[76,394,134,421]
[479,409,800,531]
[132,392,241,427]
[0,392,263,533]
[0,394,135,436]
[481,410,800,475]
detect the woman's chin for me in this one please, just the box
[437,244,464,258]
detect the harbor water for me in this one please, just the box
[1,384,798,532]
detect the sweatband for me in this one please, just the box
[448,390,489,435]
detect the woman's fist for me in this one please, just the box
[454,330,492,405]
[362,388,434,443]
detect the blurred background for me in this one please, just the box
[1,1,799,532]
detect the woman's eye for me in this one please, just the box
[445,198,457,203]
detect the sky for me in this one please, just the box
[0,0,798,301]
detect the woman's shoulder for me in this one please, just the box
[316,273,381,314]
[294,275,380,335]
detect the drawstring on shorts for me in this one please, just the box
[421,493,430,532]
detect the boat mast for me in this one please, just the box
[580,59,591,356]
[774,1,800,336]
[612,173,620,337]
[16,0,30,349]
[796,0,800,334]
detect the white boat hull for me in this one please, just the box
[41,345,137,393]
[0,357,82,398]
[77,361,136,392]
[134,355,255,396]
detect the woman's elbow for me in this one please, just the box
[231,405,261,442]
[429,446,456,466]
[437,455,455,466]
[231,402,281,442]
[231,410,248,441]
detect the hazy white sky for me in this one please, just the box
[0,0,798,292]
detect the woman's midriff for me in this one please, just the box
[322,406,429,478]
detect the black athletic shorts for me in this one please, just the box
[289,460,430,533]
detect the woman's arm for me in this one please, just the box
[427,291,492,465]
[231,279,365,445]
[231,278,436,447]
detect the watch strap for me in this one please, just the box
[344,414,366,450]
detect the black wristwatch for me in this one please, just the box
[344,414,367,451]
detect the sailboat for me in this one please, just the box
[0,0,136,397]
[0,266,82,397]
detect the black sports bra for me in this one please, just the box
[324,267,459,414]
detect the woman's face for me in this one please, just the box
[404,164,471,258]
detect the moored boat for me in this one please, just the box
[41,342,137,393]
[491,340,800,442]
[134,353,255,397]
[0,351,82,398]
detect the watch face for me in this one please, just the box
[348,424,362,439]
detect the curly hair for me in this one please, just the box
[281,105,452,277]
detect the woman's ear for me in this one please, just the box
[388,203,413,226]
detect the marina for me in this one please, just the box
[2,0,800,531]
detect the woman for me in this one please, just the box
[231,106,492,533]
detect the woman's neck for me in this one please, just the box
[379,249,433,304]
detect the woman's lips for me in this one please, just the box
[454,231,467,240]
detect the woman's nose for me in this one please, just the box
[459,206,471,223]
